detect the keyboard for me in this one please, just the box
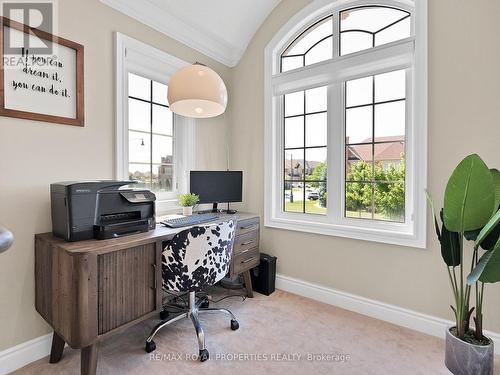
[160,213,219,228]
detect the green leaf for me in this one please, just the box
[480,223,500,250]
[443,154,495,233]
[467,251,492,284]
[425,192,460,266]
[475,210,500,249]
[178,193,199,207]
[492,169,500,209]
[441,220,461,267]
[464,229,480,241]
[468,241,500,284]
[425,191,441,241]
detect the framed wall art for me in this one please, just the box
[0,17,84,126]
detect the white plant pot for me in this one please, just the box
[445,327,494,375]
[182,206,193,216]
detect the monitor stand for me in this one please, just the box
[196,203,221,214]
[196,202,238,214]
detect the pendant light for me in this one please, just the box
[167,62,228,118]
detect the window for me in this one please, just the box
[284,86,328,214]
[264,1,427,247]
[340,6,410,56]
[128,73,174,193]
[281,16,333,72]
[345,70,406,222]
[116,34,195,213]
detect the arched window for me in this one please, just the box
[264,0,427,248]
[340,6,410,55]
[281,16,333,72]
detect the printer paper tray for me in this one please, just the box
[93,219,150,240]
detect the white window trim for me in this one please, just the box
[264,0,427,248]
[115,32,196,214]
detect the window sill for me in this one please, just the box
[264,215,425,249]
[156,199,180,215]
[155,200,215,216]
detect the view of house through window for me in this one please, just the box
[345,69,406,222]
[284,86,327,215]
[128,73,174,193]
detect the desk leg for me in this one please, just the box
[49,332,65,363]
[243,270,254,298]
[81,344,98,375]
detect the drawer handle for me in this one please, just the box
[241,240,255,246]
[151,264,157,290]
[241,257,256,264]
[240,224,257,230]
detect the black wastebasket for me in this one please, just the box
[250,253,277,296]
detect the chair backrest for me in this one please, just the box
[162,220,236,292]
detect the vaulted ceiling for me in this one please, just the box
[101,0,281,67]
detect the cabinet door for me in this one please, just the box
[98,244,157,334]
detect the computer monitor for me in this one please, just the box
[190,171,242,213]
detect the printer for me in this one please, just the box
[50,180,156,241]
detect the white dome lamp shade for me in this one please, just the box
[167,63,228,119]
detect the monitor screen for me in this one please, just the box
[190,171,242,204]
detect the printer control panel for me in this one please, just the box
[120,191,156,204]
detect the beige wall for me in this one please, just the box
[230,0,500,332]
[0,0,231,351]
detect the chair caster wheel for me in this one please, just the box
[199,349,209,362]
[160,310,169,320]
[145,340,156,353]
[200,299,209,309]
[231,319,239,330]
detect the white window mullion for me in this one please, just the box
[264,88,281,226]
[332,8,340,58]
[275,96,284,218]
[121,70,129,180]
[328,83,344,224]
[405,67,414,224]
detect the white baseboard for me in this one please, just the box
[276,273,500,354]
[0,333,52,375]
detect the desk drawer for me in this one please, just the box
[235,217,259,236]
[233,230,259,256]
[232,247,259,275]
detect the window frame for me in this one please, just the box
[115,33,196,214]
[264,0,427,248]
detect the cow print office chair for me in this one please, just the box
[145,220,239,361]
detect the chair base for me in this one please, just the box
[145,291,239,361]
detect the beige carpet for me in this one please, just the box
[13,289,499,375]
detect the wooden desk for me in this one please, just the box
[35,212,260,375]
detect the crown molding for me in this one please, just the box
[101,0,243,67]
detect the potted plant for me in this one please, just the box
[178,193,199,216]
[427,154,500,375]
